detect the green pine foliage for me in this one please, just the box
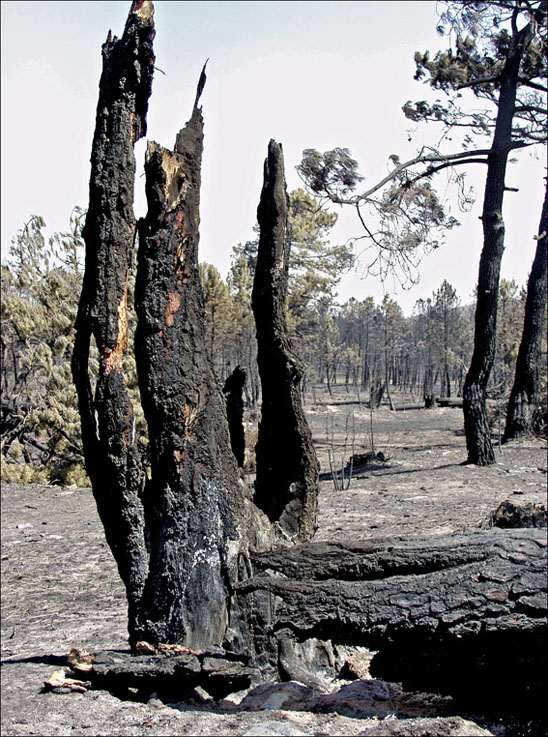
[1,210,90,484]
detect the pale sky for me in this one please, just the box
[1,1,546,314]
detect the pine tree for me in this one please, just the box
[1,209,89,484]
[408,0,547,464]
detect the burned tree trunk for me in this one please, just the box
[72,4,275,653]
[71,1,155,634]
[252,140,320,542]
[133,69,273,649]
[236,529,547,710]
[223,365,247,468]
[503,182,548,441]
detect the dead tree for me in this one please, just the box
[235,529,547,711]
[72,3,273,651]
[71,0,156,638]
[72,8,545,711]
[252,140,320,542]
[133,68,280,649]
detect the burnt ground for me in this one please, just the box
[1,395,547,736]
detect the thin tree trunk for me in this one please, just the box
[384,342,396,411]
[71,1,156,636]
[463,16,535,465]
[503,182,548,441]
[252,140,320,542]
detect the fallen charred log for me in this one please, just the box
[87,648,253,701]
[234,529,547,712]
[436,397,464,408]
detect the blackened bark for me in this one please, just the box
[463,18,535,465]
[71,1,155,630]
[133,71,272,649]
[252,140,320,542]
[236,529,547,710]
[503,182,548,441]
[223,365,247,468]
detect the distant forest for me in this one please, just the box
[1,198,537,487]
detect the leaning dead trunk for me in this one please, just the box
[71,0,155,634]
[252,140,320,542]
[503,182,547,441]
[133,69,273,649]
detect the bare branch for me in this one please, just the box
[511,4,519,36]
[514,104,548,116]
[457,74,502,89]
[329,148,495,206]
[403,157,490,187]
[355,204,384,249]
[518,78,548,93]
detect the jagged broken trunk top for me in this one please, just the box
[71,0,155,633]
[133,80,269,650]
[252,140,320,542]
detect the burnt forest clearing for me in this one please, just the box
[2,390,547,736]
[1,1,547,736]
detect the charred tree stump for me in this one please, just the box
[69,10,546,707]
[71,0,156,635]
[133,68,273,649]
[72,4,276,653]
[252,140,320,542]
[236,529,547,711]
[223,365,247,468]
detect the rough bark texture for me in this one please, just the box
[503,182,548,441]
[72,9,276,654]
[223,365,247,468]
[236,529,547,710]
[252,140,320,542]
[463,18,535,466]
[133,70,273,650]
[71,1,155,632]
